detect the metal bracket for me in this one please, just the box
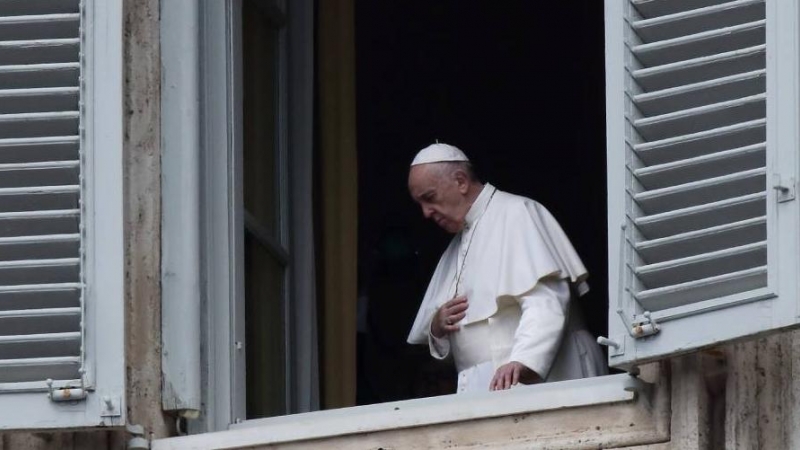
[773,175,796,203]
[100,395,122,418]
[623,370,655,407]
[631,311,660,339]
[47,377,88,402]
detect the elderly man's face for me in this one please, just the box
[408,164,470,233]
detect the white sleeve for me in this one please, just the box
[508,277,570,379]
[428,320,450,360]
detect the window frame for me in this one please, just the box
[190,0,319,431]
[0,0,126,430]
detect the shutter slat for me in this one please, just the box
[0,307,80,333]
[0,14,79,25]
[0,356,80,384]
[0,186,79,197]
[633,94,765,141]
[0,282,81,294]
[0,258,79,286]
[0,233,79,245]
[631,0,737,19]
[0,239,79,262]
[635,241,766,288]
[0,209,80,238]
[634,266,767,311]
[0,112,78,139]
[0,332,80,360]
[631,0,764,42]
[635,142,765,189]
[634,119,765,165]
[0,287,80,316]
[636,216,766,263]
[633,70,765,116]
[0,160,79,171]
[632,20,765,67]
[634,167,765,214]
[0,87,79,114]
[632,44,765,91]
[0,14,79,41]
[0,0,79,17]
[0,38,79,65]
[634,192,765,239]
[0,136,78,164]
[0,63,79,89]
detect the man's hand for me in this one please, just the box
[431,296,468,338]
[490,361,541,391]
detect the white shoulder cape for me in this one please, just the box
[407,190,589,345]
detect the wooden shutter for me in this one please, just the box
[0,0,125,429]
[605,0,800,367]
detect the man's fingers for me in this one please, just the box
[446,296,468,307]
[512,366,520,387]
[450,311,466,323]
[448,302,469,315]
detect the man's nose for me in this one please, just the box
[422,206,434,219]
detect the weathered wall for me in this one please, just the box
[619,330,800,450]
[0,0,167,448]
[123,0,171,441]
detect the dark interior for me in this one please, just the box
[354,0,608,404]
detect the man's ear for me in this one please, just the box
[454,170,469,194]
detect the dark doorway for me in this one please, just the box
[355,1,607,404]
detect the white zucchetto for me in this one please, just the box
[410,143,470,166]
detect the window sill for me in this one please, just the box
[153,373,665,450]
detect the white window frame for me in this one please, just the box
[171,0,318,432]
[0,0,126,430]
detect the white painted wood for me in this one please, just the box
[159,0,202,415]
[0,0,126,430]
[193,0,244,431]
[606,0,800,367]
[154,374,639,450]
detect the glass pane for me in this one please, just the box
[243,0,281,239]
[244,231,286,418]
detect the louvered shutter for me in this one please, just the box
[0,0,125,429]
[605,0,800,367]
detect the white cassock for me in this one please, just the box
[407,183,607,393]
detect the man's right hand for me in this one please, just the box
[431,296,469,338]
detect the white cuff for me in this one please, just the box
[428,322,450,360]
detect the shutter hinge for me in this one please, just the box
[773,175,796,203]
[47,377,88,402]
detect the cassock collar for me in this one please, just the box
[464,183,496,230]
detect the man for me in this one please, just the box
[406,143,606,393]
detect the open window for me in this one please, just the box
[604,0,800,368]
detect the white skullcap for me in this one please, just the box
[410,143,469,166]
